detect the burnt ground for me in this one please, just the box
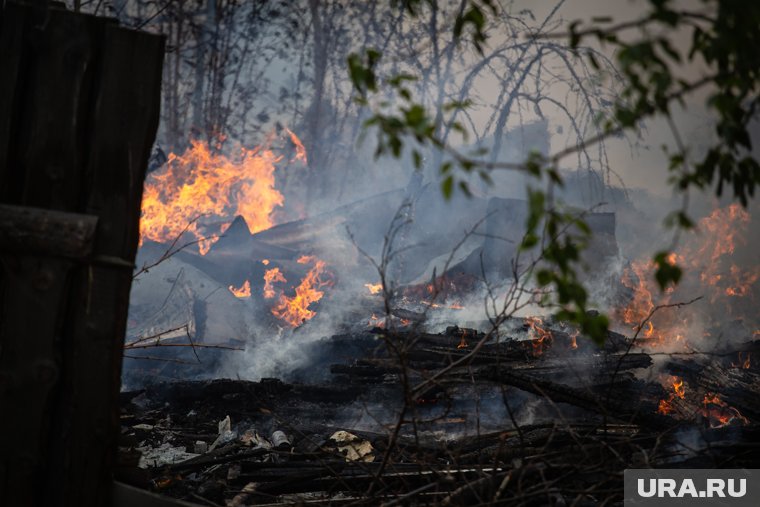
[118,321,760,506]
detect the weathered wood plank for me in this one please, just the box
[16,6,96,210]
[0,2,31,199]
[0,256,74,506]
[0,204,97,258]
[43,21,164,507]
[0,2,164,506]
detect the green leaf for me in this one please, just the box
[653,251,682,290]
[441,175,453,199]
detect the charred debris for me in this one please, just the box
[119,202,760,506]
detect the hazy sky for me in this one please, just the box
[508,0,715,195]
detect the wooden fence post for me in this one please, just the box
[0,2,164,505]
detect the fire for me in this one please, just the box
[457,329,469,349]
[672,377,685,399]
[140,131,307,256]
[700,393,749,428]
[617,204,758,348]
[271,256,333,327]
[724,265,760,297]
[228,280,251,298]
[731,351,751,369]
[368,314,385,328]
[658,399,675,415]
[285,127,308,164]
[657,376,685,415]
[526,317,553,357]
[364,283,382,295]
[263,267,287,299]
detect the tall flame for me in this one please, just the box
[140,134,306,255]
[271,256,333,327]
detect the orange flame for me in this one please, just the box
[364,283,382,295]
[731,351,751,369]
[263,267,287,299]
[657,376,685,415]
[457,329,469,349]
[140,140,286,255]
[617,204,758,348]
[368,313,385,328]
[271,256,333,327]
[701,393,749,428]
[658,399,675,415]
[228,280,251,298]
[526,317,553,357]
[285,127,308,165]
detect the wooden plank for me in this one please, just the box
[0,256,74,506]
[0,204,97,258]
[0,2,32,199]
[0,2,163,506]
[15,5,97,210]
[42,22,165,507]
[0,5,98,505]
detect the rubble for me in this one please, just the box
[118,319,760,505]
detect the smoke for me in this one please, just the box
[124,0,758,399]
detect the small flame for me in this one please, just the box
[263,267,287,299]
[285,127,308,164]
[364,283,382,295]
[731,351,751,369]
[672,377,685,399]
[262,259,270,265]
[526,317,553,357]
[657,376,685,415]
[228,280,251,298]
[271,256,333,327]
[368,313,385,328]
[701,393,749,428]
[658,399,674,415]
[457,329,469,349]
